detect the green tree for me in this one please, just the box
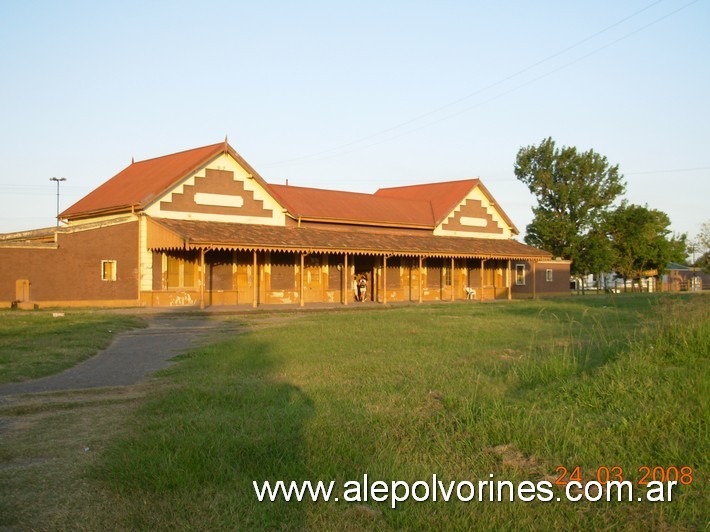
[514,137,625,278]
[695,251,710,274]
[576,227,615,291]
[696,220,710,250]
[606,203,687,289]
[691,220,710,273]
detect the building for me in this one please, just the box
[663,263,707,292]
[0,141,570,308]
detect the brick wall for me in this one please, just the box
[0,221,139,304]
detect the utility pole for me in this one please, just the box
[49,177,66,226]
[690,243,698,292]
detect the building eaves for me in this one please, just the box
[147,218,551,261]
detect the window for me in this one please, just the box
[328,262,342,290]
[101,260,116,281]
[183,260,196,287]
[426,258,443,288]
[271,252,296,290]
[481,266,494,286]
[546,269,553,282]
[515,264,526,285]
[427,266,442,288]
[165,253,197,289]
[444,266,452,287]
[386,257,401,289]
[166,255,180,287]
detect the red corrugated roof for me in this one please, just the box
[59,142,517,234]
[375,179,479,224]
[61,142,232,219]
[376,179,518,234]
[269,184,435,227]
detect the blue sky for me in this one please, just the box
[1,0,708,245]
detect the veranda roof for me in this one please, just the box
[146,217,550,260]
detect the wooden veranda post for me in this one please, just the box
[300,253,305,307]
[371,264,376,303]
[492,260,496,298]
[507,259,512,300]
[451,257,455,302]
[252,250,257,308]
[418,256,423,303]
[343,253,348,305]
[480,259,486,301]
[382,255,387,305]
[532,261,537,299]
[199,247,206,310]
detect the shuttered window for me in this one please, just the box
[427,266,441,288]
[270,252,295,290]
[386,258,401,288]
[328,263,342,290]
[165,253,198,289]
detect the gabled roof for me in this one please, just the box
[59,141,519,234]
[375,179,479,224]
[268,184,434,228]
[375,179,519,234]
[60,141,269,220]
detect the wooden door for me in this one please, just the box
[303,255,323,302]
[235,251,254,305]
[15,279,30,302]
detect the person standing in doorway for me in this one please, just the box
[358,275,368,302]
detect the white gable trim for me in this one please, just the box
[194,192,245,208]
[459,216,488,228]
[143,153,286,226]
[434,186,514,239]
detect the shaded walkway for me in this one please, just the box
[0,316,233,398]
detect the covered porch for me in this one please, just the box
[142,217,551,308]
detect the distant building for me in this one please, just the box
[663,263,707,292]
[1,141,570,308]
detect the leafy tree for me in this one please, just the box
[691,220,710,273]
[514,137,625,277]
[695,251,710,274]
[605,203,687,288]
[696,220,710,250]
[576,227,615,290]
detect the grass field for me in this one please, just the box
[0,294,707,530]
[0,311,146,383]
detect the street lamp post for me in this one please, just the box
[49,177,66,226]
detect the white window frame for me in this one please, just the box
[515,264,526,285]
[101,260,117,282]
[443,266,452,287]
[546,269,553,282]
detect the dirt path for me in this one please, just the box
[0,316,236,398]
